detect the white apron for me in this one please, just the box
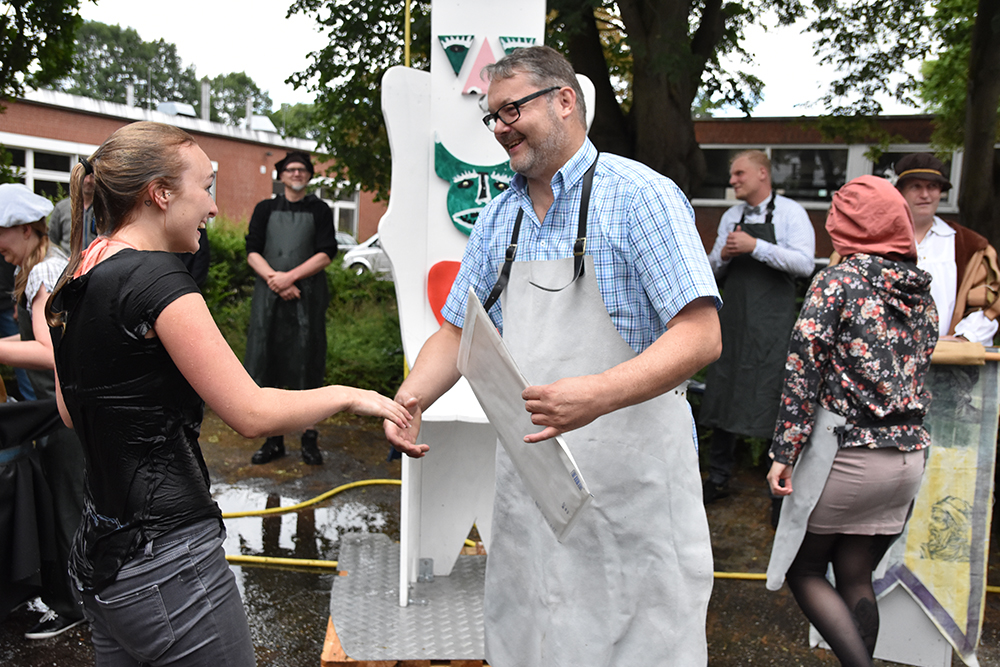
[766,406,846,590]
[482,253,714,667]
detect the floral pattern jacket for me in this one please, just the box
[770,253,939,465]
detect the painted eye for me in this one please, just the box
[490,171,512,192]
[453,170,477,189]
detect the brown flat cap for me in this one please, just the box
[894,153,952,192]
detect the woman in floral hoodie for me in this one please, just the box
[766,175,938,667]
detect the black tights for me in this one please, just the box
[785,532,897,667]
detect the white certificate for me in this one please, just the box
[456,288,592,541]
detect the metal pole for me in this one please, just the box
[404,0,411,67]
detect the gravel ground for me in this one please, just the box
[2,410,996,666]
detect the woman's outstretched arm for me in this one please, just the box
[0,286,57,370]
[155,292,412,439]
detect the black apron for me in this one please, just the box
[244,200,330,390]
[700,196,799,439]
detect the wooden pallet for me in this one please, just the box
[321,617,486,667]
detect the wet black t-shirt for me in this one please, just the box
[52,250,220,593]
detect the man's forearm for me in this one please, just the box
[247,252,273,280]
[286,252,332,283]
[599,296,721,412]
[397,321,464,411]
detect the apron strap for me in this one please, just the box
[529,154,599,295]
[483,154,600,313]
[483,208,525,313]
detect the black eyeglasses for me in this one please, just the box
[482,86,560,130]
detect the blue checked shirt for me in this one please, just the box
[441,139,721,354]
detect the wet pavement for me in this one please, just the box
[2,410,998,666]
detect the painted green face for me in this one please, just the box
[435,141,514,236]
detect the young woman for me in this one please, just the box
[0,184,86,639]
[766,175,939,666]
[46,122,412,666]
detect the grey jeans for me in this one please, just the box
[81,519,255,667]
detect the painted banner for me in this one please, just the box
[875,360,999,665]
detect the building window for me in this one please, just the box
[770,148,848,202]
[8,148,26,169]
[34,151,71,173]
[692,148,764,200]
[693,147,847,203]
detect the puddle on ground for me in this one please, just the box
[213,483,389,566]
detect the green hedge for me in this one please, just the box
[0,218,404,401]
[205,217,404,397]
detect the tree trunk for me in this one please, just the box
[958,0,1000,249]
[560,2,635,158]
[614,0,716,194]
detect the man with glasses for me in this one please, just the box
[244,151,337,465]
[386,46,720,666]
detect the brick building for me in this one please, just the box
[0,90,384,242]
[691,115,951,258]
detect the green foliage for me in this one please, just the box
[202,72,273,125]
[325,266,404,396]
[269,102,319,140]
[810,0,933,116]
[918,0,996,149]
[286,0,432,201]
[203,218,403,397]
[55,20,198,108]
[0,144,16,184]
[0,0,83,101]
[289,0,807,196]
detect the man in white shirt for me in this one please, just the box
[895,153,1000,346]
[701,150,816,503]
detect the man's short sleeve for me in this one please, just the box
[629,179,721,324]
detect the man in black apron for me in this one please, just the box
[245,151,337,465]
[385,46,722,666]
[700,150,815,504]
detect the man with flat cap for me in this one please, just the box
[895,153,1000,345]
[245,151,338,465]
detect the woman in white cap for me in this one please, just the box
[0,183,87,640]
[44,121,411,666]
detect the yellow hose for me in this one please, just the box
[221,479,401,519]
[220,478,475,569]
[220,480,1000,593]
[227,554,339,569]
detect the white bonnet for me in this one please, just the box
[0,183,54,228]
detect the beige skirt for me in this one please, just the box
[808,446,926,535]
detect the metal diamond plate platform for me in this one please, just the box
[330,533,485,661]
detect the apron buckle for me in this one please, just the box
[505,243,518,263]
[573,238,586,256]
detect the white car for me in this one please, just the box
[335,231,358,254]
[342,234,391,276]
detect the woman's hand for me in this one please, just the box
[767,461,794,496]
[345,388,413,430]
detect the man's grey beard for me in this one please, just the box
[288,183,307,192]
